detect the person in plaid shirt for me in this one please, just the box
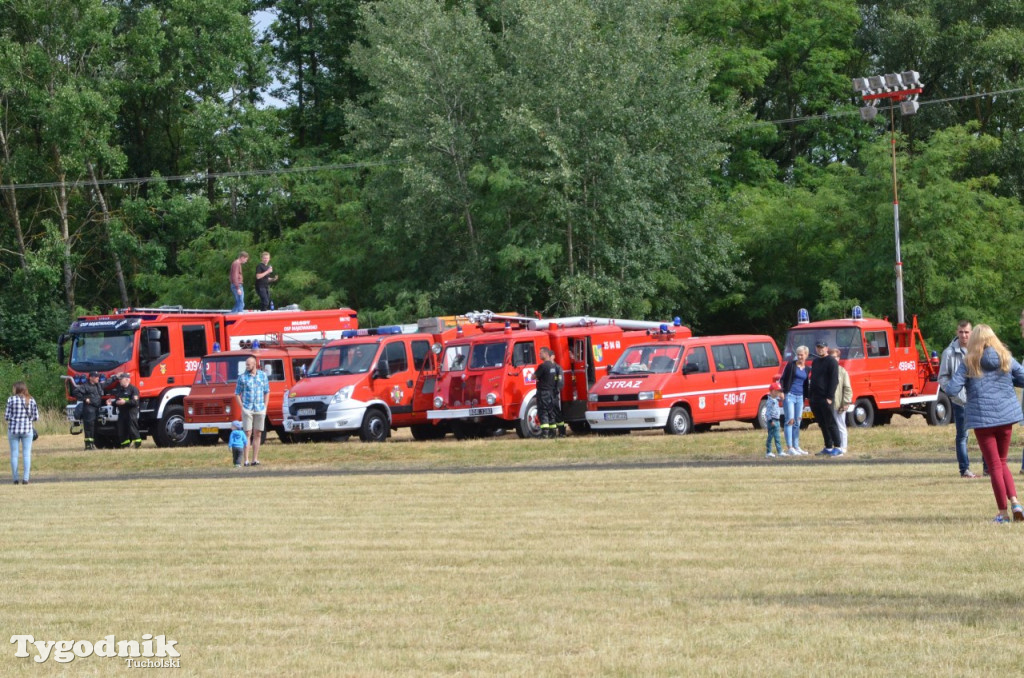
[235,356,270,466]
[5,381,38,485]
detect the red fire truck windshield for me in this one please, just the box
[69,331,135,373]
[307,343,378,376]
[194,356,248,385]
[784,328,865,361]
[610,346,682,375]
[440,341,507,372]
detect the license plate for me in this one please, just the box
[605,412,628,421]
[300,420,319,430]
[298,408,316,417]
[469,407,492,416]
[200,427,219,435]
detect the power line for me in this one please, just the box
[0,160,394,192]
[754,85,1024,128]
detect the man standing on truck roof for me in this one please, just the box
[940,320,982,478]
[254,251,278,311]
[229,251,249,313]
[536,347,563,439]
[236,356,270,466]
[809,340,842,456]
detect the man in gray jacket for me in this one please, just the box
[938,320,979,477]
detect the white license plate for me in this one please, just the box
[604,412,628,421]
[298,408,316,417]
[469,407,493,416]
[200,427,219,435]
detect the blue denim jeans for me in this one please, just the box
[230,284,244,313]
[783,392,803,450]
[765,421,782,455]
[9,431,32,482]
[952,403,969,474]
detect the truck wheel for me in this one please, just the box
[359,409,390,442]
[275,427,296,444]
[753,397,770,430]
[847,398,876,428]
[516,397,542,438]
[567,420,591,435]
[664,406,692,435]
[410,423,446,440]
[926,392,952,426]
[153,404,199,447]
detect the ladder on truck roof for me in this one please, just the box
[116,305,305,315]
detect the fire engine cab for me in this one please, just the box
[428,313,685,438]
[782,307,950,428]
[585,329,782,434]
[183,342,323,443]
[282,317,474,442]
[59,306,358,447]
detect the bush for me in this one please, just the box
[0,358,69,410]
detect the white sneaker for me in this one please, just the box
[766,452,776,458]
[795,448,808,456]
[778,449,792,456]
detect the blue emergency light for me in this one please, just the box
[852,305,863,320]
[375,325,402,335]
[213,341,220,352]
[659,323,669,333]
[673,317,681,326]
[798,308,810,324]
[341,330,359,338]
[251,339,260,350]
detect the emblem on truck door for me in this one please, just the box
[391,385,404,404]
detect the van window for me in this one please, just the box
[411,340,432,371]
[512,341,536,367]
[182,325,207,358]
[748,341,779,369]
[383,341,408,373]
[683,346,709,374]
[292,358,313,378]
[865,331,890,357]
[712,344,749,372]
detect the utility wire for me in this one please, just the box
[754,85,1024,128]
[2,87,1024,190]
[0,160,394,192]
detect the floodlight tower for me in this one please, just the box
[852,71,923,327]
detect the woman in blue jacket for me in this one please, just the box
[943,324,1024,523]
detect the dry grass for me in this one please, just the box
[3,416,1024,676]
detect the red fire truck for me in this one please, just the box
[585,329,782,434]
[282,317,477,442]
[782,306,949,428]
[183,342,324,443]
[428,313,687,438]
[59,306,358,447]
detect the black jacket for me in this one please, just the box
[110,383,140,413]
[74,381,105,409]
[535,360,563,393]
[808,354,839,401]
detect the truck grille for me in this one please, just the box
[595,405,639,411]
[595,394,637,403]
[449,375,483,407]
[192,400,230,416]
[289,402,328,421]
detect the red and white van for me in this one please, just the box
[585,331,782,434]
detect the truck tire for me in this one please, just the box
[516,397,542,438]
[567,420,591,435]
[410,423,446,440]
[153,404,199,447]
[926,392,952,426]
[847,397,876,428]
[359,409,390,442]
[664,406,692,435]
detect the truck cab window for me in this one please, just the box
[411,340,432,371]
[182,325,207,358]
[512,342,536,367]
[384,341,408,374]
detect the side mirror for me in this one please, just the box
[57,334,68,366]
[374,358,390,380]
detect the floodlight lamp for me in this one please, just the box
[884,73,903,89]
[852,77,869,93]
[901,70,921,87]
[900,100,919,116]
[860,106,878,121]
[868,75,886,91]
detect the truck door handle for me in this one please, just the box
[168,377,175,384]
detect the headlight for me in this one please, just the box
[486,393,497,405]
[186,405,193,415]
[433,396,444,409]
[638,391,655,401]
[331,385,355,404]
[225,404,232,415]
[588,393,597,402]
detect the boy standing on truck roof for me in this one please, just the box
[229,251,249,313]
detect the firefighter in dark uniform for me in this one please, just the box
[109,372,142,448]
[535,347,564,438]
[73,371,105,450]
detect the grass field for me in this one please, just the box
[4,417,1024,676]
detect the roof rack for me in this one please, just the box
[115,305,306,315]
